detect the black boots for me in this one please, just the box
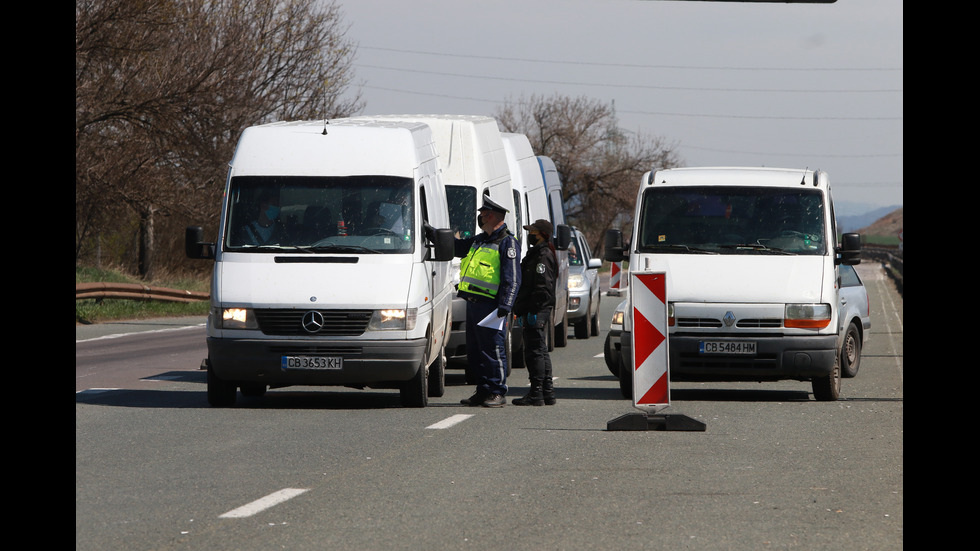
[512,378,556,406]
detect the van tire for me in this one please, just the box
[811,354,842,401]
[428,344,446,398]
[207,364,237,407]
[400,357,428,408]
[618,353,632,399]
[840,322,862,378]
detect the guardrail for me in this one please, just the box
[863,246,903,296]
[75,282,210,303]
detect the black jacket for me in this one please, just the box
[513,242,557,316]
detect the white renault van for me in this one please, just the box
[185,119,456,407]
[604,167,862,401]
[500,133,572,360]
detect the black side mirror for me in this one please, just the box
[838,232,861,265]
[432,228,455,261]
[185,226,215,260]
[604,229,625,262]
[555,224,572,251]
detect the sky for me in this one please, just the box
[337,0,903,216]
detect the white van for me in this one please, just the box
[357,115,518,366]
[185,119,456,408]
[604,167,862,401]
[501,133,571,356]
[537,155,571,347]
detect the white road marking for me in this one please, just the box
[426,414,473,429]
[219,488,309,518]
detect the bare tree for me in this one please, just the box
[76,0,363,277]
[496,94,681,255]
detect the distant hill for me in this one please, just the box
[838,204,902,233]
[857,207,903,239]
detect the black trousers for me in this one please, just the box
[522,307,553,385]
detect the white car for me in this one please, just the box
[838,264,871,378]
[566,228,601,339]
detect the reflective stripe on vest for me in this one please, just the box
[459,241,502,299]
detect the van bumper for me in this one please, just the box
[207,337,426,387]
[620,332,837,381]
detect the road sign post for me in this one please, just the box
[607,271,705,431]
[609,261,623,295]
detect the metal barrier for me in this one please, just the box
[75,282,209,303]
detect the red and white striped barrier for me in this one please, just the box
[630,271,669,412]
[609,261,622,292]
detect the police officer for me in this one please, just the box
[455,197,521,408]
[512,219,558,406]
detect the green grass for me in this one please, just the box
[75,266,210,324]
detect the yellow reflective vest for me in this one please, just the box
[459,239,503,299]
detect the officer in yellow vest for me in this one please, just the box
[455,197,521,407]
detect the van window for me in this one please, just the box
[225,175,415,254]
[446,185,477,239]
[637,186,826,255]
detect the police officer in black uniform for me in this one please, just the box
[455,197,521,408]
[512,219,558,406]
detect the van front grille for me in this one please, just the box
[254,309,372,336]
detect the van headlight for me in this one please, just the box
[369,308,417,331]
[611,309,624,326]
[216,307,258,329]
[568,274,584,290]
[784,303,832,329]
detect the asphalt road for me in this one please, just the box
[76,263,902,550]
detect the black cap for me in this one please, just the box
[478,196,509,215]
[523,218,553,236]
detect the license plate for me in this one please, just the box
[699,341,757,355]
[282,356,343,370]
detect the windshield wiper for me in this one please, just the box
[643,244,718,254]
[720,244,793,254]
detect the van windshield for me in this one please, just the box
[637,186,826,255]
[224,175,415,254]
[446,185,476,239]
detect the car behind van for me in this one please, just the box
[604,166,862,401]
[185,119,456,407]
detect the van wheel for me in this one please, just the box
[428,344,446,398]
[811,353,842,401]
[400,357,428,407]
[207,365,237,407]
[841,322,862,378]
[603,333,620,377]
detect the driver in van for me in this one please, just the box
[240,190,283,245]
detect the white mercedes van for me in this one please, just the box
[185,119,456,407]
[604,167,862,401]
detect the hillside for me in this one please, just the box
[858,207,903,239]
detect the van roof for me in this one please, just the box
[231,119,437,177]
[650,166,827,190]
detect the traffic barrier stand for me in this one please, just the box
[608,261,623,296]
[607,272,705,432]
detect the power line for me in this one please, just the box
[358,64,902,94]
[359,45,903,72]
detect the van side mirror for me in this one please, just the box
[554,224,572,251]
[432,228,455,261]
[604,229,625,262]
[838,232,861,265]
[185,226,215,260]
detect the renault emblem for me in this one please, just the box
[302,310,325,333]
[723,311,736,327]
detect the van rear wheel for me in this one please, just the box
[841,322,862,378]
